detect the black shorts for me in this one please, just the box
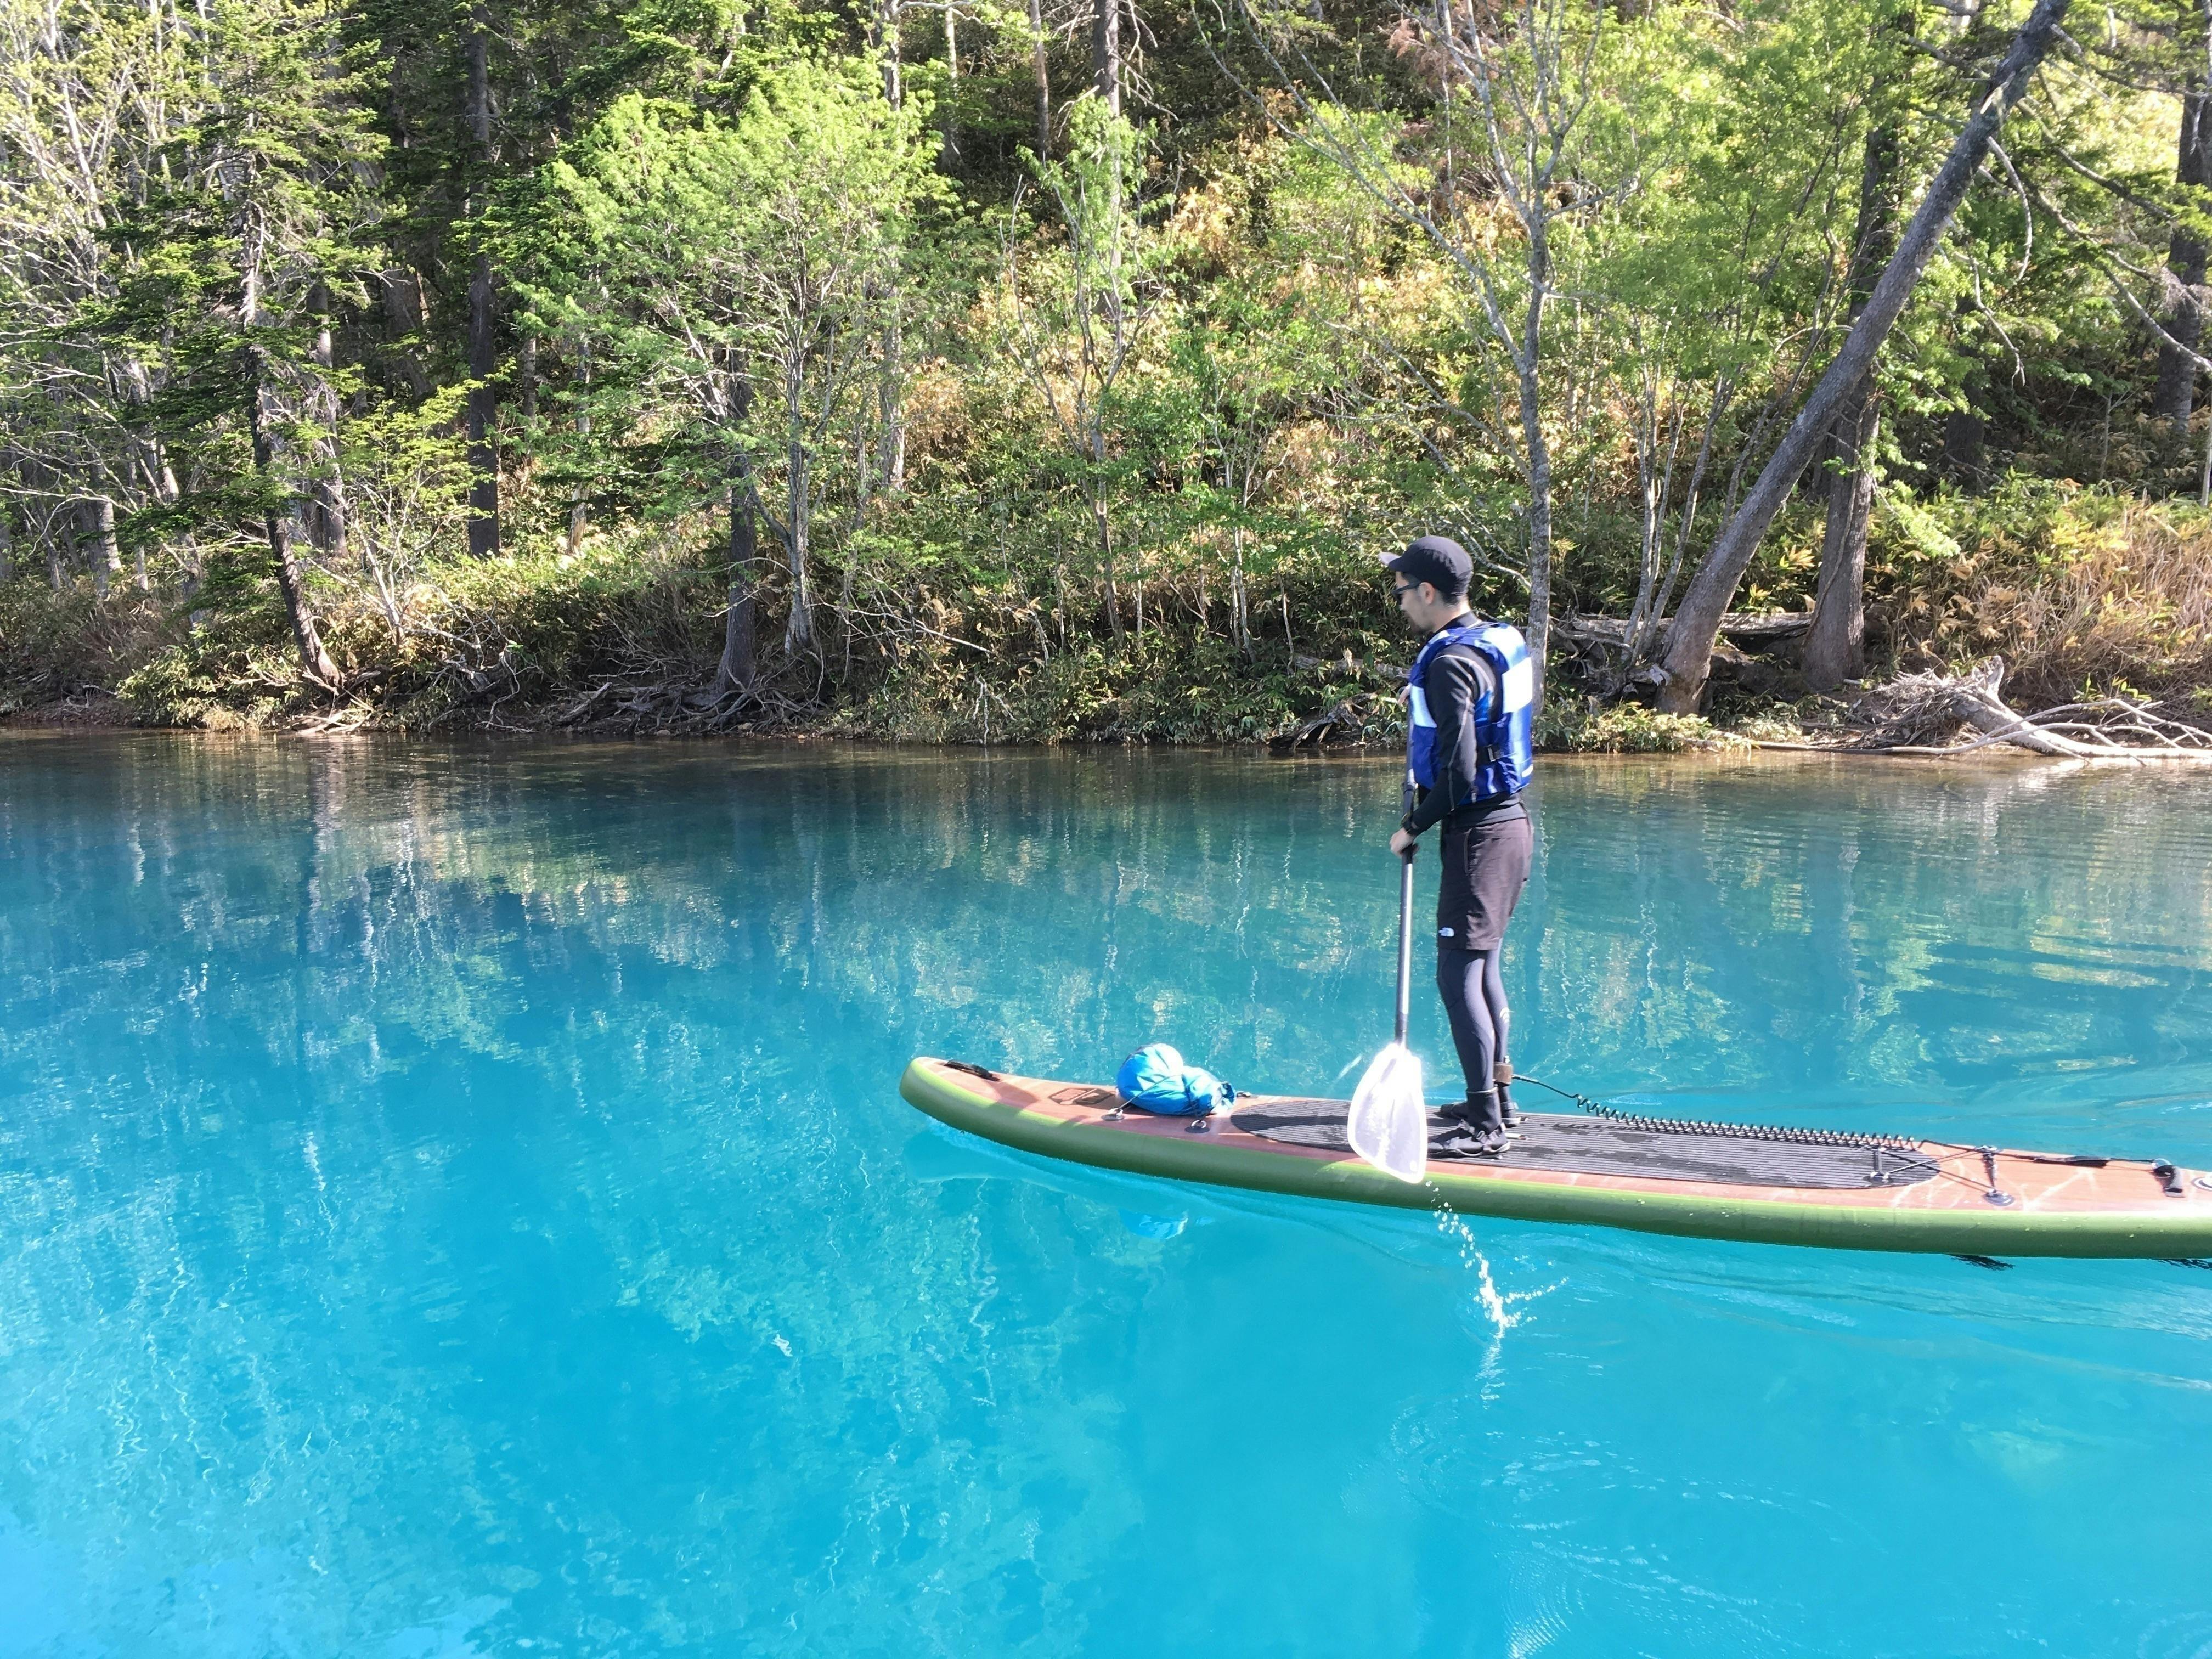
[1435,805,1531,952]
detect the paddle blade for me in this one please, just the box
[1347,1042,1428,1183]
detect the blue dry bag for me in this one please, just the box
[1115,1044,1235,1116]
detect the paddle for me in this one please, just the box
[1347,781,1429,1183]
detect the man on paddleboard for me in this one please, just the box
[1382,537,1537,1158]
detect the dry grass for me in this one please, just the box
[1886,499,2212,712]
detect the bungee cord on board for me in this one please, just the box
[1508,1071,1918,1153]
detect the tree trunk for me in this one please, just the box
[465,253,499,555]
[2154,86,2212,432]
[1231,523,1250,654]
[567,335,591,556]
[382,268,432,399]
[306,282,348,561]
[1803,403,1880,689]
[465,8,500,557]
[1029,0,1051,159]
[1517,228,1554,712]
[1656,0,2072,713]
[718,378,758,696]
[881,308,906,495]
[250,370,341,686]
[1091,425,1123,639]
[1944,363,1988,481]
[1804,115,1901,692]
[81,497,120,595]
[1092,0,1120,115]
[785,427,815,654]
[119,356,179,520]
[240,214,340,686]
[941,5,960,166]
[875,0,903,107]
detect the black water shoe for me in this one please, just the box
[1495,1060,1522,1130]
[1431,1120,1509,1159]
[1430,1090,1508,1158]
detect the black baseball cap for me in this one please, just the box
[1379,535,1472,597]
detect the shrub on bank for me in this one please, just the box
[14,469,2211,741]
[0,580,165,713]
[1870,481,2212,703]
[1539,699,1750,754]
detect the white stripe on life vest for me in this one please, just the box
[1500,657,1533,712]
[1408,686,1436,727]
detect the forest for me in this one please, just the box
[3,0,2211,748]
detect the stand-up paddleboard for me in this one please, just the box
[899,1057,2212,1258]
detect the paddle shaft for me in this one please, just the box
[1395,778,1415,1045]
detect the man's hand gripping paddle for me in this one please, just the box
[1348,781,1429,1183]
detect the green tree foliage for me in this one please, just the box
[3,0,2210,734]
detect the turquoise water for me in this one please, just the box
[4,736,2211,1658]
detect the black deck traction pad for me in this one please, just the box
[1229,1102,1942,1190]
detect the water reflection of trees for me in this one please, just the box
[1,740,1284,1649]
[3,738,2210,1648]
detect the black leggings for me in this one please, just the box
[1436,946,1510,1103]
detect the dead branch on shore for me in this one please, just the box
[1269,694,1390,751]
[1843,657,2212,759]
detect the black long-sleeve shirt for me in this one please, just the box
[1402,632,1525,836]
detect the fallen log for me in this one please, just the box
[1555,610,1814,650]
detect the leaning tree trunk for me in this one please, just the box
[249,363,341,686]
[1804,112,1903,692]
[464,7,500,558]
[2154,82,2212,432]
[1656,0,2073,713]
[239,210,340,686]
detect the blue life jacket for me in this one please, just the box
[1115,1044,1234,1116]
[1406,618,1534,808]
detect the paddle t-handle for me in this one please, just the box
[1395,776,1416,1047]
